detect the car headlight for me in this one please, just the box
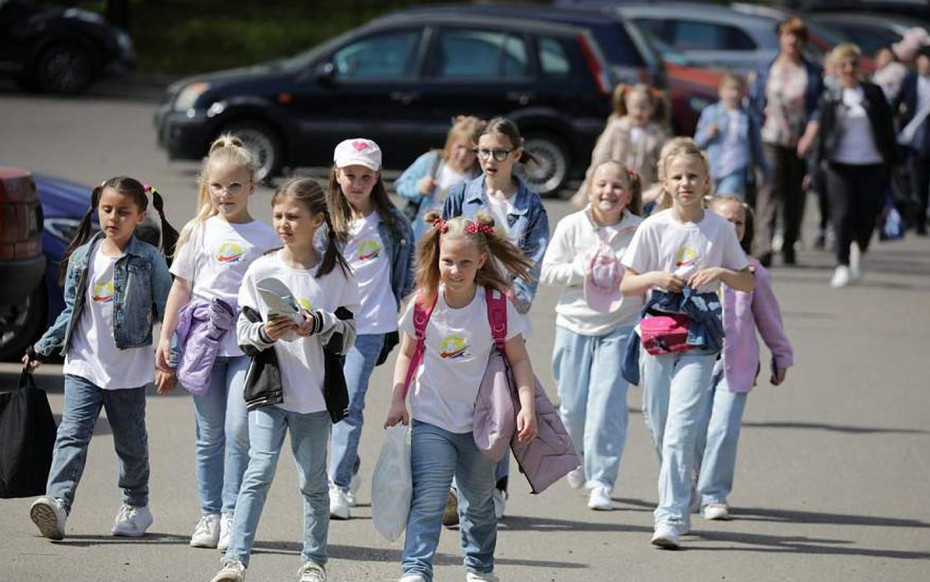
[173,82,211,112]
[44,218,98,243]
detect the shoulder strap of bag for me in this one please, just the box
[485,287,508,351]
[401,293,436,398]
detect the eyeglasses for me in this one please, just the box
[208,181,248,195]
[475,148,516,162]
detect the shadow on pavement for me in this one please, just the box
[733,506,930,530]
[252,541,588,569]
[0,371,195,399]
[52,532,190,546]
[692,529,930,560]
[742,420,929,435]
[501,513,655,533]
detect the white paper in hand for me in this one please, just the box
[257,277,302,342]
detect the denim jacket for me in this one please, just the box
[749,55,824,129]
[395,151,480,240]
[694,101,771,181]
[377,207,416,309]
[442,175,550,313]
[35,232,172,357]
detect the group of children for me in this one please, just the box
[21,101,792,581]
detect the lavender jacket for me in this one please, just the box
[721,257,793,393]
[175,298,236,396]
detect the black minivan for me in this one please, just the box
[154,12,614,195]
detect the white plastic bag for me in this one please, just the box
[371,424,412,542]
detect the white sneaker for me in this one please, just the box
[650,523,681,549]
[466,571,500,582]
[566,466,585,490]
[346,473,361,507]
[211,559,247,582]
[217,513,234,551]
[849,244,866,282]
[329,484,351,520]
[492,488,507,520]
[298,561,326,582]
[587,485,612,511]
[112,504,153,537]
[190,513,221,548]
[30,496,67,540]
[703,503,730,521]
[830,266,852,288]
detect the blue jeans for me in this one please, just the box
[694,370,748,508]
[715,169,750,198]
[225,407,332,567]
[641,350,716,530]
[552,325,633,490]
[192,355,250,515]
[46,374,149,513]
[403,421,497,581]
[329,333,385,491]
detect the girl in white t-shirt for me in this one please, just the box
[156,135,280,550]
[211,177,359,582]
[540,161,644,511]
[384,211,538,582]
[620,139,754,550]
[325,138,415,520]
[26,176,176,541]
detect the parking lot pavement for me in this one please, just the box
[2,93,930,582]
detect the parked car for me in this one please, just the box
[807,13,928,56]
[788,0,930,24]
[0,0,135,94]
[155,12,615,195]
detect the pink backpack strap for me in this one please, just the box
[485,287,508,351]
[401,294,435,398]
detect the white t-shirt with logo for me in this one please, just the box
[621,209,749,293]
[172,216,280,356]
[65,242,155,389]
[399,285,529,434]
[345,213,398,335]
[239,250,360,415]
[485,194,515,237]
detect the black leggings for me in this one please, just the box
[825,162,887,265]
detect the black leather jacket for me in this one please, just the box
[817,81,898,167]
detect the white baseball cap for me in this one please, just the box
[333,138,382,171]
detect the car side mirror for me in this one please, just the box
[313,61,336,84]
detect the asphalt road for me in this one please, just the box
[1,86,929,582]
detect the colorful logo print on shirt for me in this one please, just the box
[439,336,469,360]
[358,239,380,261]
[298,298,313,311]
[674,247,699,268]
[93,281,114,302]
[216,242,245,264]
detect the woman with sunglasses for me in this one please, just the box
[441,116,551,522]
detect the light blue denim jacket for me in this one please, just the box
[442,175,550,313]
[378,207,416,308]
[694,101,771,182]
[35,232,172,357]
[395,150,479,240]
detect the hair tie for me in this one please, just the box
[144,184,153,193]
[432,218,448,233]
[465,222,494,237]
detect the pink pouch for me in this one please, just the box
[639,314,691,356]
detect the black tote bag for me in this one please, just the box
[0,369,57,498]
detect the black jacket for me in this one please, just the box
[892,71,930,155]
[817,81,898,167]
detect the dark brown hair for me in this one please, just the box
[328,167,401,244]
[414,210,533,306]
[272,177,350,277]
[476,117,538,166]
[777,17,808,43]
[60,176,178,283]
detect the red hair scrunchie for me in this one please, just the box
[432,218,448,233]
[465,222,494,237]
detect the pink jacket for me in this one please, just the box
[721,257,793,393]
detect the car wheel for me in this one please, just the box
[223,121,284,183]
[0,283,48,362]
[35,43,96,95]
[517,133,571,197]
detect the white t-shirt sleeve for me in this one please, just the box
[237,263,260,312]
[170,226,200,281]
[621,220,656,274]
[504,298,529,342]
[719,223,751,272]
[399,300,416,339]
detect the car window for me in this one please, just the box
[638,18,757,52]
[538,37,571,76]
[831,23,901,55]
[332,30,421,80]
[433,29,529,79]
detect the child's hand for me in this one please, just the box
[652,271,686,293]
[516,407,538,443]
[418,177,436,195]
[770,367,787,386]
[687,267,724,289]
[263,316,297,341]
[155,338,173,373]
[707,122,718,139]
[295,311,315,337]
[21,353,40,372]
[384,399,409,428]
[155,369,178,394]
